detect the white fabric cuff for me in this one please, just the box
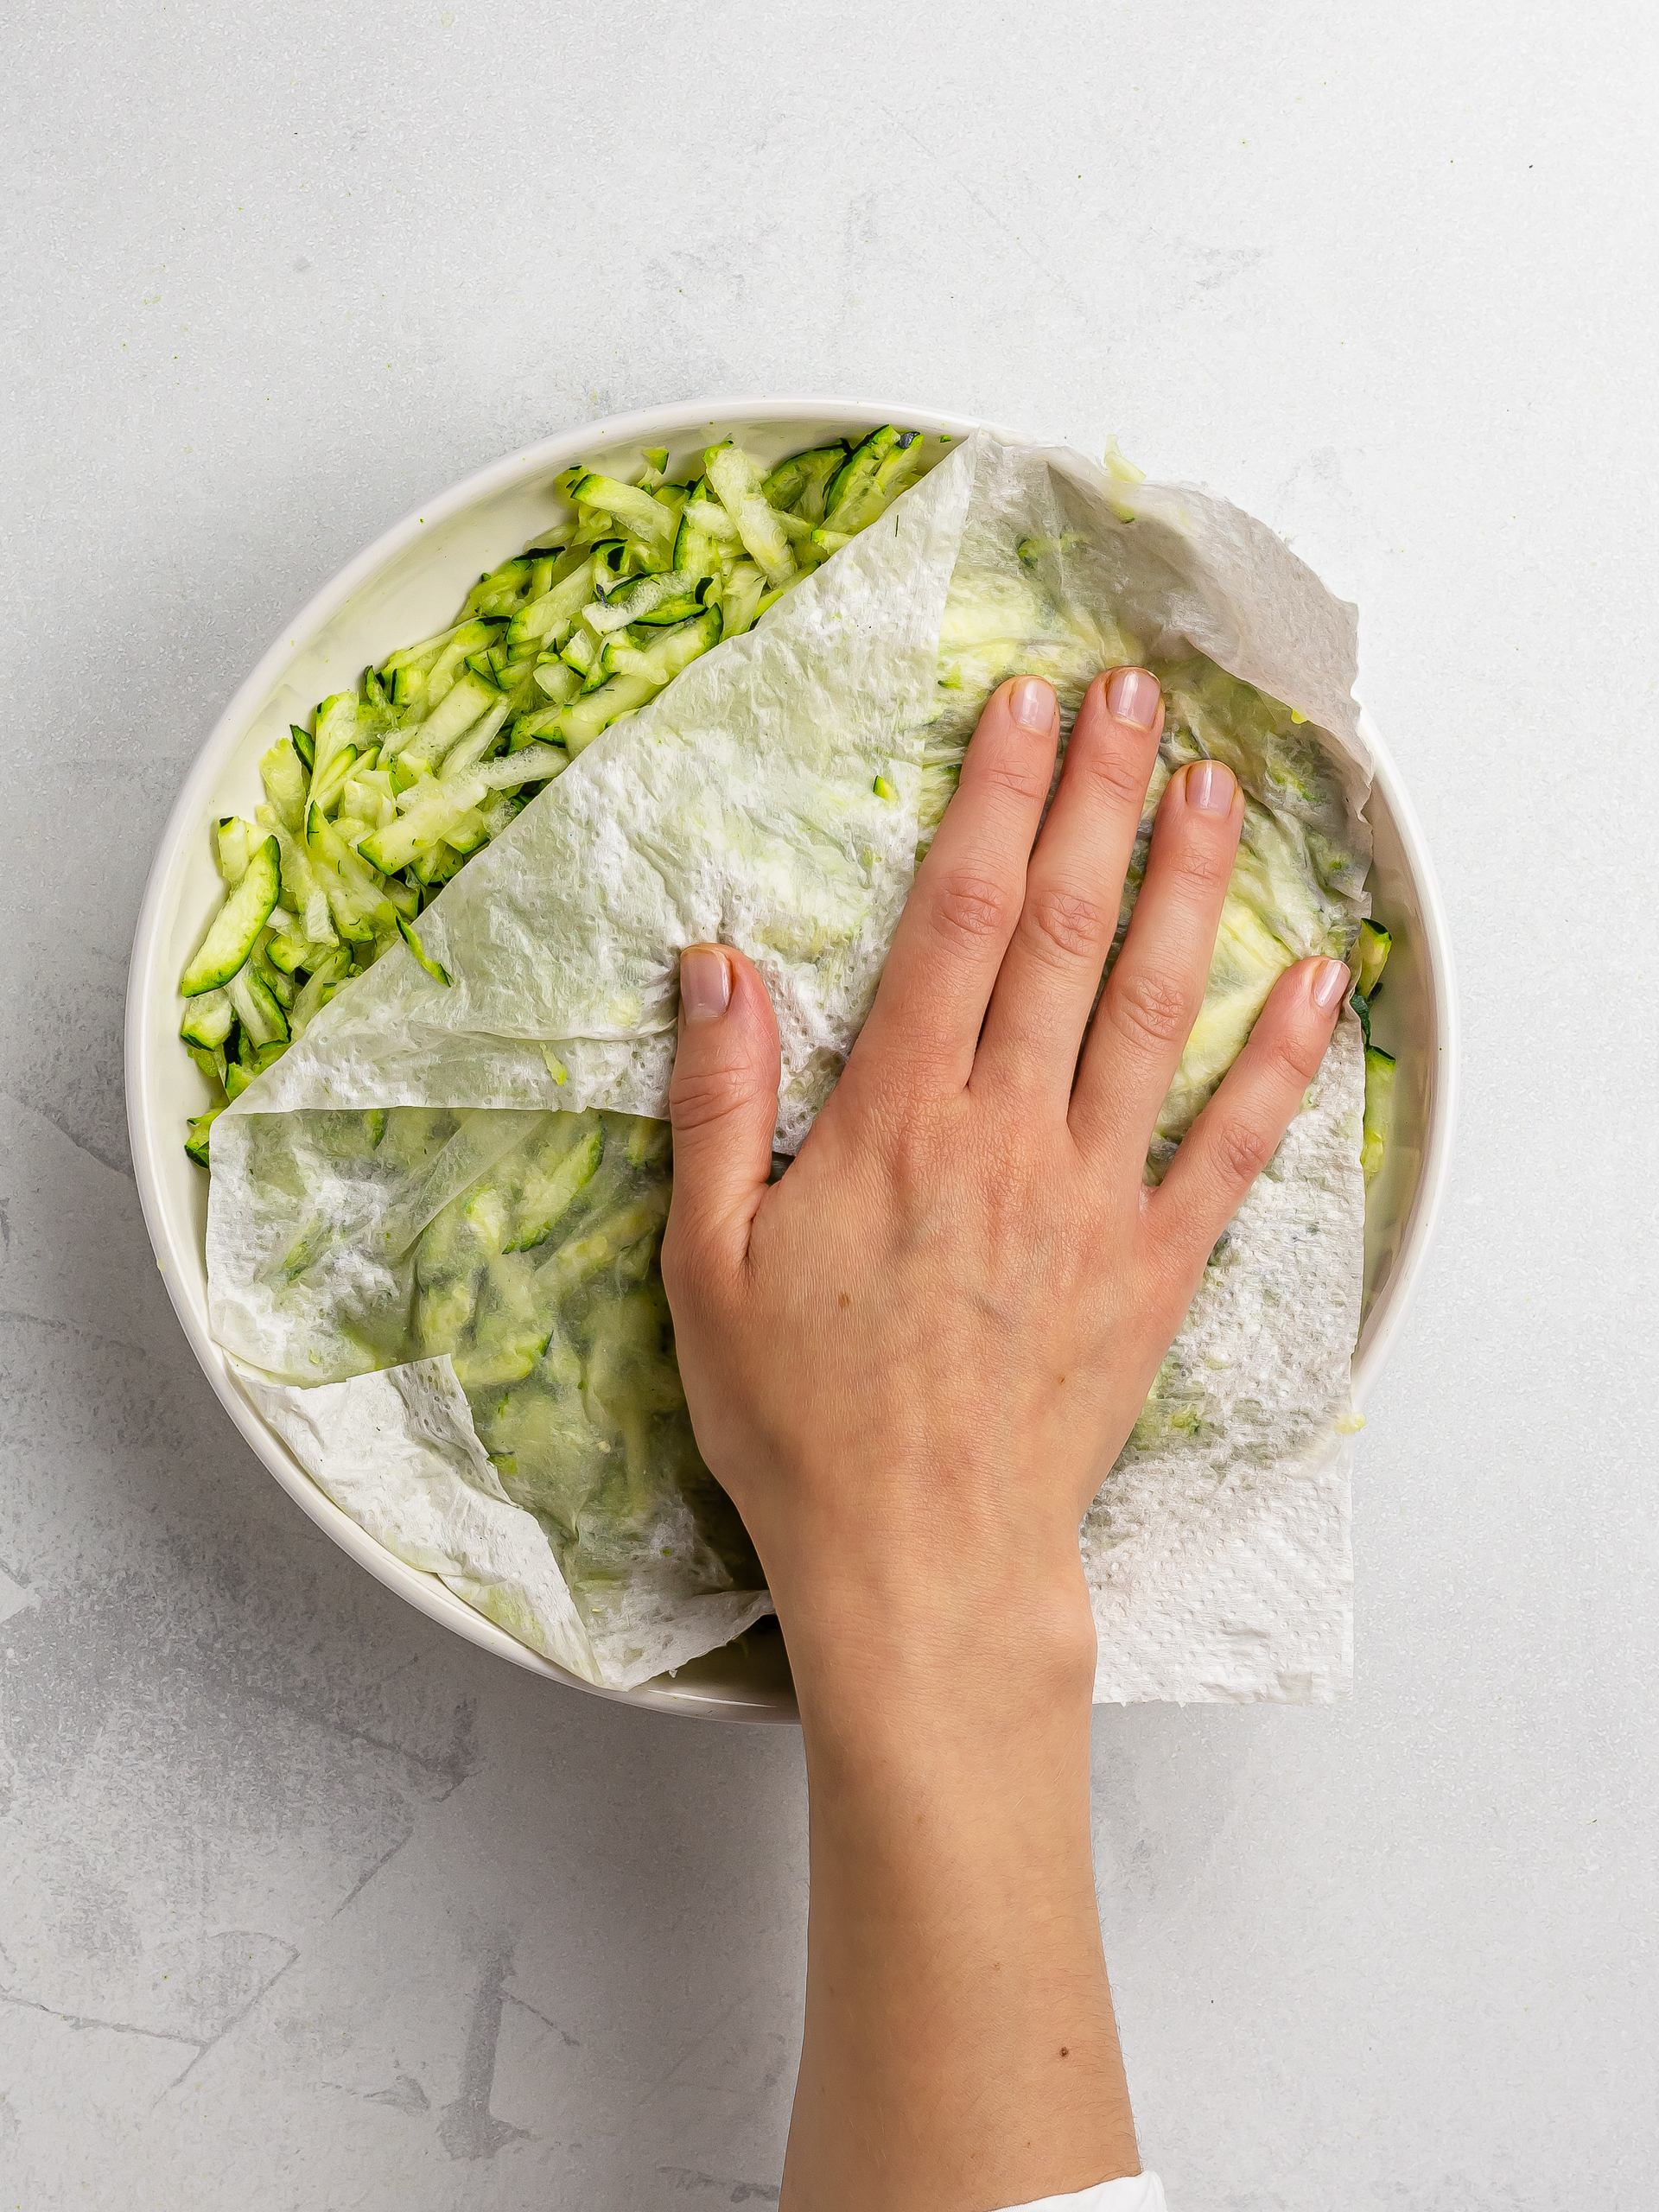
[998,2171,1166,2212]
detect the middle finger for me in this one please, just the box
[972,666,1166,1114]
[850,676,1059,1102]
[1070,753,1244,1163]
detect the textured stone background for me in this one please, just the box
[2,3,1654,2206]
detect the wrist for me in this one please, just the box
[795,1573,1102,1961]
[778,1546,1098,1757]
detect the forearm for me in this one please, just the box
[664,672,1344,2206]
[781,1584,1140,2210]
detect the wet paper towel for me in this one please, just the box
[211,429,1370,1700]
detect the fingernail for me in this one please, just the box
[680,944,732,1022]
[1185,759,1236,815]
[1313,957,1351,1011]
[1008,677,1055,732]
[1105,666,1160,729]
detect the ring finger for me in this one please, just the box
[972,667,1166,1115]
[1071,755,1244,1162]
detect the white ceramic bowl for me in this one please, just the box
[125,396,1459,1724]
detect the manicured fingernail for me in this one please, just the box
[1185,759,1236,815]
[1008,677,1055,732]
[680,945,731,1022]
[1105,666,1160,729]
[1313,957,1351,1011]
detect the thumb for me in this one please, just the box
[664,944,780,1285]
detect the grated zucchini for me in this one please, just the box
[181,836,281,995]
[178,427,930,1158]
[1361,1046,1396,1184]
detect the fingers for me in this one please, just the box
[973,668,1165,1113]
[1071,755,1244,1160]
[661,945,780,1295]
[852,677,1058,1098]
[1148,956,1351,1267]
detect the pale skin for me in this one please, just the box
[662,665,1351,2210]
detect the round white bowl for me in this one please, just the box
[125,396,1459,1724]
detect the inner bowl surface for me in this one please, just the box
[125,396,1457,1723]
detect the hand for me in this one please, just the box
[663,667,1351,2209]
[664,666,1350,1684]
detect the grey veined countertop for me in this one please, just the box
[1,2,1655,2205]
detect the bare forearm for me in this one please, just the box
[782,1588,1140,2209]
[664,671,1346,2209]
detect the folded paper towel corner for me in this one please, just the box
[209,428,1371,1704]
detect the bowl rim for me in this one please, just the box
[1347,702,1459,1402]
[124,391,1459,1720]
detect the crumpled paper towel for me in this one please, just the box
[1084,1012,1364,1702]
[242,1357,774,1690]
[210,429,1371,1701]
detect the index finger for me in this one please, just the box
[850,677,1059,1099]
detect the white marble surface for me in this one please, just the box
[2,2,1654,2205]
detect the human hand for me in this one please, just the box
[663,666,1350,1707]
[661,665,1350,2209]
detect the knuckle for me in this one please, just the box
[868,1090,951,1197]
[1211,1115,1275,1186]
[1108,966,1192,1052]
[864,1035,944,1103]
[1075,735,1154,812]
[1259,1014,1329,1091]
[888,1119,937,1192]
[931,868,1014,948]
[1167,834,1234,895]
[1024,883,1111,966]
[669,1058,760,1133]
[1267,1036,1321,1091]
[979,755,1052,808]
[879,1122,943,1217]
